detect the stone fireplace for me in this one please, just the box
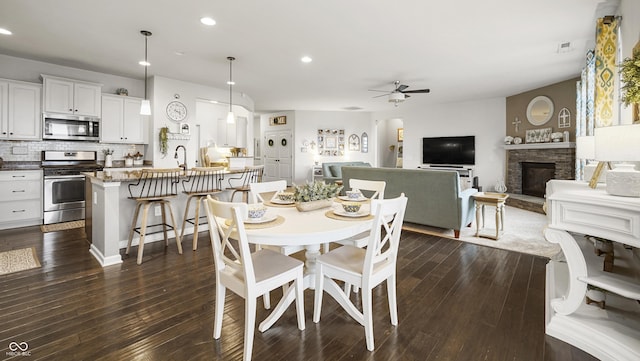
[505,144,575,212]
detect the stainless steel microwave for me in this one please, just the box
[42,113,100,141]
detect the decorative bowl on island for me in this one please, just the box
[248,204,267,219]
[341,201,362,213]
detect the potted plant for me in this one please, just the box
[293,181,342,212]
[620,52,640,123]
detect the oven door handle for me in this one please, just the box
[44,175,86,180]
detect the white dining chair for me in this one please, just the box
[249,180,306,309]
[323,179,386,253]
[204,196,305,361]
[313,193,407,352]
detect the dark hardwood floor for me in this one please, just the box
[0,225,598,361]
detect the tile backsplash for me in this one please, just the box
[0,140,145,162]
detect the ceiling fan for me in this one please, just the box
[369,80,430,106]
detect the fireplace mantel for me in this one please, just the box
[504,142,575,150]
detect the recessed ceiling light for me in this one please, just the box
[138,60,150,66]
[0,28,12,35]
[301,56,312,63]
[200,17,216,26]
[174,51,185,56]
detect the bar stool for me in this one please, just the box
[227,165,264,202]
[180,166,225,251]
[126,168,183,265]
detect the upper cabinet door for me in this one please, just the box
[73,82,101,116]
[0,81,8,136]
[7,82,41,140]
[44,77,74,114]
[100,94,124,143]
[42,75,102,116]
[122,97,143,143]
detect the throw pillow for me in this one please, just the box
[330,165,342,178]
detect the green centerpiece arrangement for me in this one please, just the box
[293,181,343,212]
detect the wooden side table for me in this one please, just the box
[472,192,509,240]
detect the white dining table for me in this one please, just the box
[238,201,374,331]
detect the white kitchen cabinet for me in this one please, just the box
[0,170,43,230]
[216,117,237,147]
[0,79,41,140]
[216,116,247,147]
[42,75,102,116]
[101,94,145,144]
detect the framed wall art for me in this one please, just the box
[397,128,404,142]
[348,134,360,151]
[317,129,345,156]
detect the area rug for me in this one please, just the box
[402,206,561,258]
[0,247,41,275]
[40,220,85,233]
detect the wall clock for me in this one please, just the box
[166,101,187,122]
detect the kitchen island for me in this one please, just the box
[84,168,246,267]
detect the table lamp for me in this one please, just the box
[594,124,640,197]
[576,136,606,185]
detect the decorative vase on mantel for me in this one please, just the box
[295,198,334,212]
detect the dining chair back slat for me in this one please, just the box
[313,193,408,351]
[249,180,287,203]
[349,179,386,200]
[205,195,305,361]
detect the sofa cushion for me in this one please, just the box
[329,165,343,178]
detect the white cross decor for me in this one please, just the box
[558,108,571,128]
[512,117,521,132]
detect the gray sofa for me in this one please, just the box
[322,161,371,184]
[341,166,477,238]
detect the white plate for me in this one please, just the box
[338,195,368,202]
[270,198,295,205]
[333,208,369,218]
[245,213,278,224]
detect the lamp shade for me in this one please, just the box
[140,99,151,116]
[594,124,640,161]
[576,136,595,160]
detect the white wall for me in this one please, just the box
[149,76,254,168]
[0,54,143,96]
[259,111,376,184]
[372,97,506,191]
[378,118,403,167]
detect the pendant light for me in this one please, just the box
[226,56,235,124]
[140,30,152,115]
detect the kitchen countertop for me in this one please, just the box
[0,161,42,171]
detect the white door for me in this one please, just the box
[263,130,292,184]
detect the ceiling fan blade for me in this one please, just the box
[401,88,430,94]
[372,93,389,98]
[396,84,409,92]
[368,89,391,93]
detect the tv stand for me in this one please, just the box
[419,165,474,189]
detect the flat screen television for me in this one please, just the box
[422,136,475,166]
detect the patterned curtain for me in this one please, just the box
[576,50,596,179]
[594,17,619,127]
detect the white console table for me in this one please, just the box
[545,180,640,361]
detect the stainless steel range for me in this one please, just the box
[41,151,103,224]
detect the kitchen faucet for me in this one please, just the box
[174,145,187,172]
